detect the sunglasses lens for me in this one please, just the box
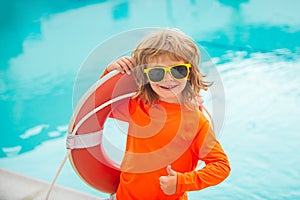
[148,68,165,82]
[171,65,189,79]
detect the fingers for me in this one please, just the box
[159,176,167,191]
[159,176,166,184]
[167,165,177,176]
[159,176,173,195]
[106,56,135,75]
[159,166,177,195]
[167,165,172,175]
[122,56,135,73]
[118,57,134,74]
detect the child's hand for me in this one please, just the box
[106,56,135,75]
[159,165,177,195]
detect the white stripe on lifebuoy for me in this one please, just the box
[68,70,138,194]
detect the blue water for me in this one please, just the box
[1,0,300,199]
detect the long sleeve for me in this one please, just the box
[99,68,110,78]
[176,121,231,192]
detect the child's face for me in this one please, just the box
[147,55,188,104]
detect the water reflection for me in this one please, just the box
[0,0,107,68]
[0,0,299,158]
[0,1,299,198]
[218,0,249,9]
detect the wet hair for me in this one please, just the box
[132,28,211,106]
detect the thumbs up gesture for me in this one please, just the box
[159,165,177,195]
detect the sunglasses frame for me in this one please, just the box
[143,63,191,83]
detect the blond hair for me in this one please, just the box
[132,28,211,106]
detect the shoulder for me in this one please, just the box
[128,96,149,113]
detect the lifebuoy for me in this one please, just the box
[66,71,137,194]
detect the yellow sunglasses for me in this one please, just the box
[143,63,191,83]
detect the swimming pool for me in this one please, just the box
[1,0,300,199]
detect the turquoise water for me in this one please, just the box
[1,0,300,199]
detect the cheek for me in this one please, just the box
[149,83,160,92]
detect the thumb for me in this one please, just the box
[167,165,177,176]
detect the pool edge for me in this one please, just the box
[0,168,108,200]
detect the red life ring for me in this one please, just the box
[67,71,137,194]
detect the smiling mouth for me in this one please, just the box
[160,85,178,89]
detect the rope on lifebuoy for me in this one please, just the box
[45,150,71,199]
[45,92,136,199]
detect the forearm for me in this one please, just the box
[176,143,230,192]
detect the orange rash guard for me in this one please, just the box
[101,71,230,199]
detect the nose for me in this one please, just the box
[164,71,174,81]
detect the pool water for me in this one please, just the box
[1,0,300,199]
